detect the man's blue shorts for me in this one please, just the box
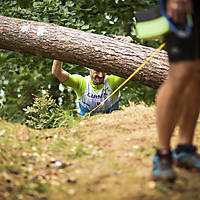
[166,0,200,62]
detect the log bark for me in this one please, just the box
[0,15,169,89]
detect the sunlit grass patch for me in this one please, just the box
[0,120,98,199]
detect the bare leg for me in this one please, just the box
[156,61,197,149]
[152,61,200,181]
[178,60,200,144]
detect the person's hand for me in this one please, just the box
[166,0,193,23]
[113,35,133,43]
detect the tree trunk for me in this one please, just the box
[0,15,169,89]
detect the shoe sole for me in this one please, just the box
[153,172,176,182]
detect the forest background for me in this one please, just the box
[0,0,159,126]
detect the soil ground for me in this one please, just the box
[1,103,200,200]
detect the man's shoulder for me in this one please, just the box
[69,74,86,79]
[106,75,125,90]
[64,74,86,88]
[64,74,87,98]
[66,74,87,83]
[106,75,124,83]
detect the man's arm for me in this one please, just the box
[51,60,69,82]
[52,60,86,98]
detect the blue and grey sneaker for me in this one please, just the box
[152,149,176,181]
[172,144,200,172]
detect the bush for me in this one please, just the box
[23,93,77,129]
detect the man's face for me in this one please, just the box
[89,69,106,85]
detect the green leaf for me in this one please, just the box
[81,24,89,30]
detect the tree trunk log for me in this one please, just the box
[0,15,169,89]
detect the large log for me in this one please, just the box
[0,15,169,89]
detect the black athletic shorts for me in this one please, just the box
[166,0,200,62]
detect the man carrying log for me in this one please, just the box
[152,0,200,181]
[52,36,132,116]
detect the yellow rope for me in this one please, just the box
[86,42,166,118]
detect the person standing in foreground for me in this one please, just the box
[152,0,200,181]
[52,36,132,116]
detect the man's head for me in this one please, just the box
[88,69,106,85]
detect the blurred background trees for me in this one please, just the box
[0,0,159,123]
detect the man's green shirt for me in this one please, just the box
[64,74,125,99]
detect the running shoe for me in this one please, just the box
[152,149,176,181]
[173,144,200,172]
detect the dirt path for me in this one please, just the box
[1,104,200,200]
[69,104,200,200]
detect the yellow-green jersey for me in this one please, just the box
[64,74,124,116]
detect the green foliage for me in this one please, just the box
[120,82,156,106]
[0,0,159,124]
[0,104,24,123]
[72,0,158,35]
[0,0,90,123]
[24,93,77,129]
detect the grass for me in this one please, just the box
[1,104,200,200]
[0,120,95,200]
